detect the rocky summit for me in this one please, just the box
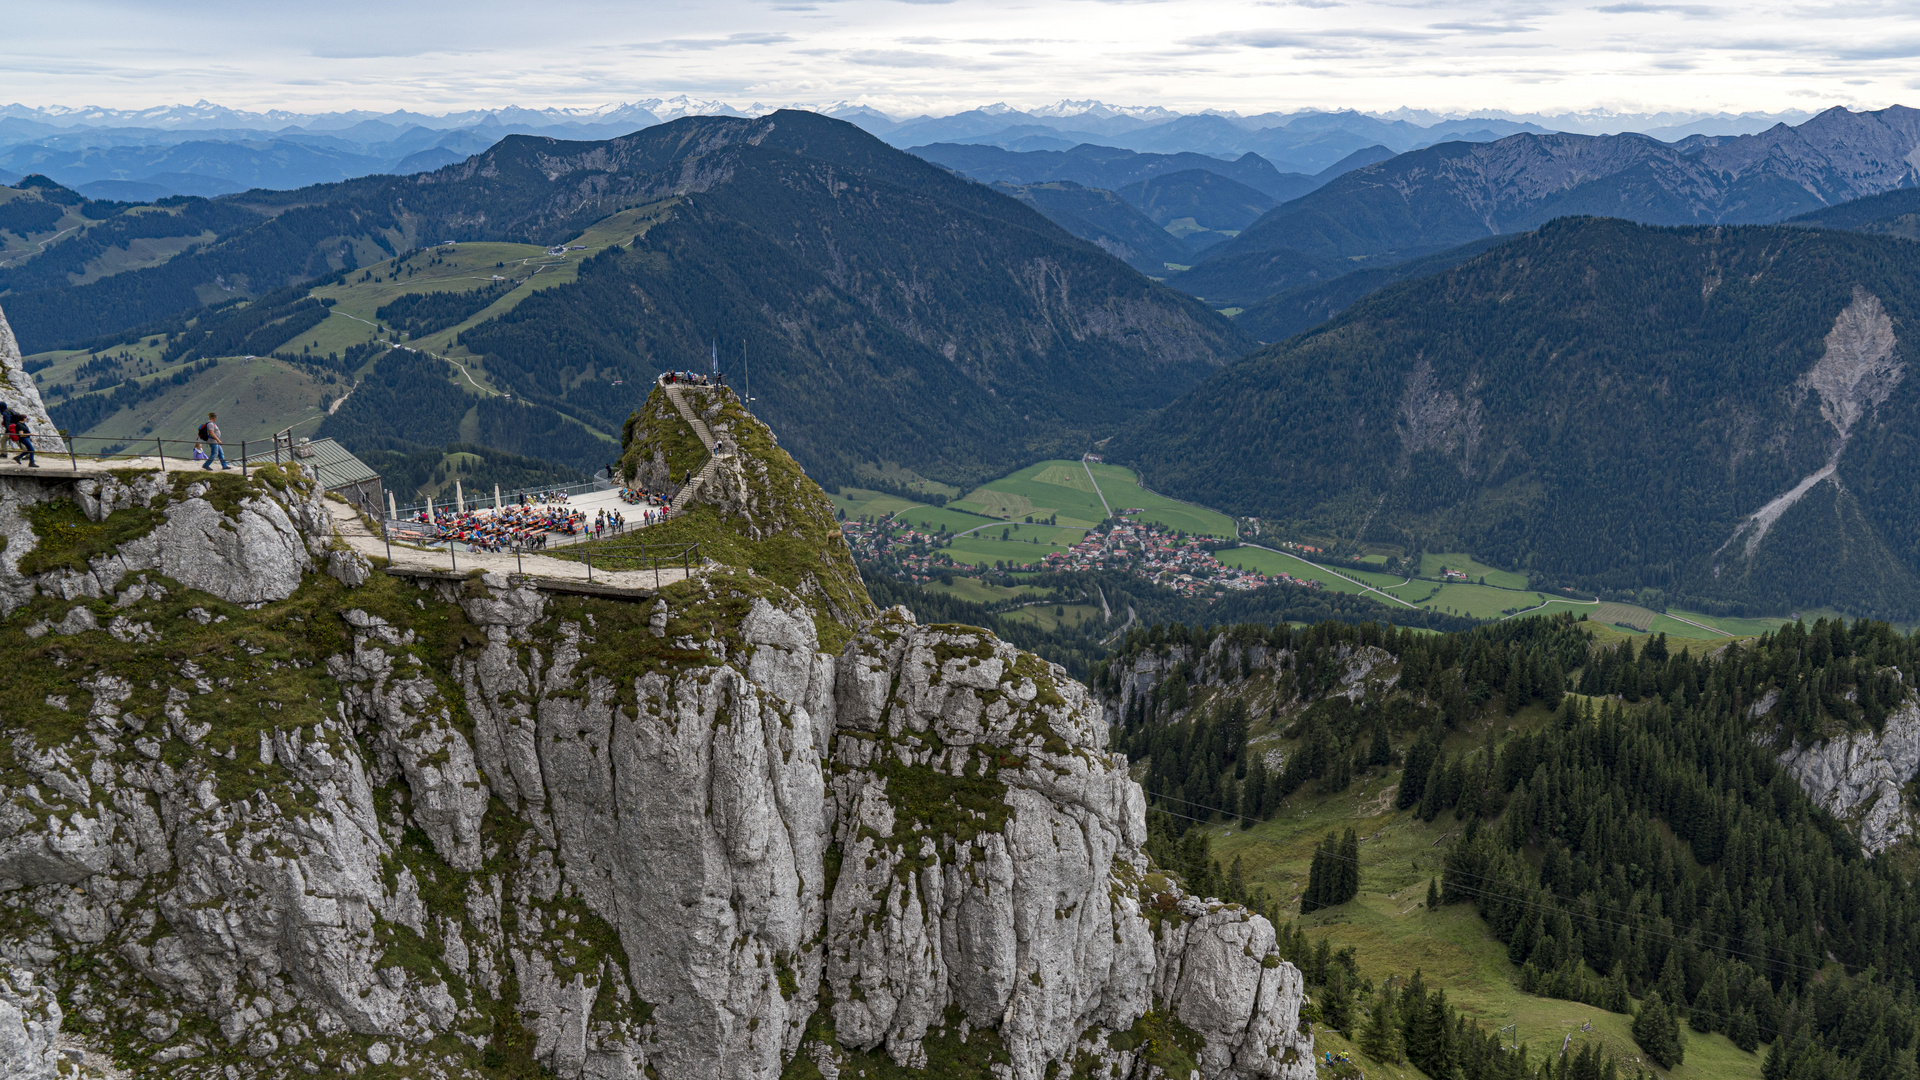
[0,321,1311,1079]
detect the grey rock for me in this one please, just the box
[325,548,372,588]
[1779,700,1920,853]
[0,964,75,1080]
[52,607,97,636]
[0,304,55,435]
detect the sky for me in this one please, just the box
[0,0,1911,119]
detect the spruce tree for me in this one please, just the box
[1417,752,1448,821]
[1360,986,1401,1063]
[1339,828,1361,904]
[1302,833,1337,913]
[1691,966,1729,1035]
[1243,758,1268,826]
[1400,970,1428,1055]
[1369,720,1392,767]
[1633,990,1684,1068]
[1602,966,1631,1014]
[1398,737,1436,809]
[1424,989,1456,1080]
[1730,1008,1760,1053]
[1323,964,1356,1036]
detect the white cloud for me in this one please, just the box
[0,0,1903,117]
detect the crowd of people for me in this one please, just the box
[619,487,668,510]
[661,370,722,387]
[417,505,587,552]
[408,489,674,551]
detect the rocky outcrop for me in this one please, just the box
[1777,700,1920,854]
[820,612,1312,1080]
[0,303,55,434]
[0,370,1308,1078]
[0,469,329,618]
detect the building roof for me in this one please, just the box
[292,438,380,491]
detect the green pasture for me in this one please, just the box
[1214,546,1373,597]
[830,488,922,521]
[953,459,1111,526]
[1000,603,1102,633]
[1204,721,1763,1080]
[306,240,561,356]
[1665,609,1791,637]
[62,356,335,448]
[897,506,1008,535]
[1403,582,1546,620]
[1086,460,1236,537]
[1419,552,1530,591]
[943,533,1079,568]
[920,577,1052,605]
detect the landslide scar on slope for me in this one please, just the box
[1397,357,1483,478]
[1717,286,1901,563]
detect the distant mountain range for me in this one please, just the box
[1172,105,1920,307]
[0,97,1818,201]
[4,112,1248,490]
[1115,214,1920,619]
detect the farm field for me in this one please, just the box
[952,460,1110,527]
[1664,609,1791,637]
[999,602,1102,633]
[829,487,924,521]
[1418,552,1531,590]
[1215,546,1377,597]
[1084,460,1236,537]
[894,505,1007,535]
[942,532,1082,568]
[1395,581,1549,620]
[920,577,1054,605]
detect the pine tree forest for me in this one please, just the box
[1093,613,1920,1080]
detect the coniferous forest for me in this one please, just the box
[1095,613,1920,1080]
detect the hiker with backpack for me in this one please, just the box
[9,414,37,467]
[198,413,229,470]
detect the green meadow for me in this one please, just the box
[1203,697,1766,1080]
[1085,460,1236,537]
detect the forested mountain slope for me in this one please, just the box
[1174,104,1920,306]
[1114,216,1920,619]
[986,180,1192,273]
[12,111,1249,490]
[1790,188,1920,242]
[1090,614,1920,1080]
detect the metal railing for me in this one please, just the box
[579,539,703,589]
[389,474,619,522]
[7,432,264,477]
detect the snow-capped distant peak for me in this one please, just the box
[1030,100,1181,121]
[637,95,750,120]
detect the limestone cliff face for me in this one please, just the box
[1774,696,1920,854]
[0,302,56,435]
[0,388,1310,1078]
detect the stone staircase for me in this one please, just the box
[660,381,730,515]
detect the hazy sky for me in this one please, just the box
[1,0,1910,118]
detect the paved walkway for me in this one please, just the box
[326,499,700,594]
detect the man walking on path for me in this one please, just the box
[199,413,229,470]
[9,414,37,467]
